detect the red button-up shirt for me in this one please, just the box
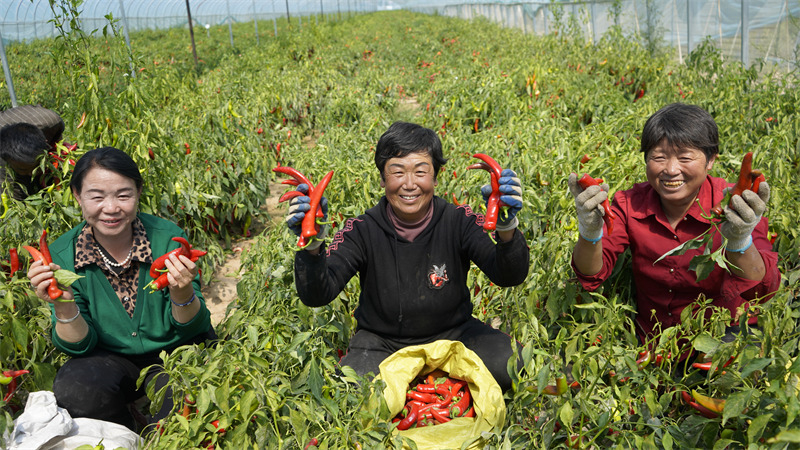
[572,176,779,342]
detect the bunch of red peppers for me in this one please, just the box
[273,166,334,248]
[147,237,206,292]
[467,153,507,233]
[392,369,474,430]
[21,230,65,301]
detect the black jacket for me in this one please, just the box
[295,196,530,339]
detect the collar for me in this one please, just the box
[74,218,152,270]
[629,176,720,225]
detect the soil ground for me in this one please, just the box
[203,181,284,326]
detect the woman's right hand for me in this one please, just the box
[27,260,74,304]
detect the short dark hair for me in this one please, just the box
[640,103,719,160]
[375,122,447,180]
[70,147,143,194]
[0,123,49,166]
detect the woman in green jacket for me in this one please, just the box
[26,147,214,430]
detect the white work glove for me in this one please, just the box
[568,172,608,242]
[720,182,769,252]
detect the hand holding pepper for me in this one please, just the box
[481,168,522,231]
[27,259,74,304]
[285,183,329,251]
[568,172,610,241]
[719,181,770,253]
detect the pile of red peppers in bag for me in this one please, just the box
[392,369,474,430]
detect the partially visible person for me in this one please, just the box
[0,104,65,146]
[0,122,50,199]
[26,147,214,430]
[286,121,530,391]
[0,105,65,200]
[568,103,779,348]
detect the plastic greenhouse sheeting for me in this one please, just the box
[1,0,799,61]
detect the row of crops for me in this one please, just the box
[1,5,799,449]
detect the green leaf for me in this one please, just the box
[689,256,716,282]
[722,390,752,423]
[308,358,323,402]
[693,333,721,354]
[746,413,772,444]
[53,269,84,287]
[559,401,574,426]
[712,439,735,450]
[654,231,710,264]
[771,430,800,443]
[739,358,773,378]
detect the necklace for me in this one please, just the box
[96,244,133,268]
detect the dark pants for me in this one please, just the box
[53,329,216,430]
[340,318,522,391]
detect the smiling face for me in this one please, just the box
[646,138,715,215]
[381,152,437,223]
[73,166,141,244]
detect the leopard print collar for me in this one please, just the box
[74,218,152,271]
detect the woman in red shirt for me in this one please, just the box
[568,103,779,345]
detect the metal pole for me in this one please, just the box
[741,0,749,65]
[687,0,693,54]
[118,0,135,77]
[0,29,18,107]
[253,0,259,45]
[227,0,234,47]
[285,0,291,25]
[320,0,324,21]
[185,0,199,69]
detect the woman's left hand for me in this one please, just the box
[163,253,198,297]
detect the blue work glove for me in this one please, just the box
[481,168,522,231]
[286,184,329,249]
[720,182,770,253]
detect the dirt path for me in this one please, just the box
[203,181,284,326]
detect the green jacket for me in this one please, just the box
[49,213,211,357]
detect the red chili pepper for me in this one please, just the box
[406,390,438,403]
[9,248,19,275]
[450,385,471,416]
[579,154,591,165]
[415,383,436,394]
[712,152,765,216]
[576,173,615,235]
[396,403,419,430]
[541,375,568,396]
[731,152,754,198]
[636,350,652,370]
[301,170,334,245]
[692,356,734,372]
[430,407,451,423]
[148,149,155,160]
[689,401,719,418]
[303,438,319,450]
[22,245,63,300]
[76,112,87,129]
[468,153,507,232]
[3,378,17,402]
[210,419,225,433]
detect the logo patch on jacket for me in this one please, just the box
[427,264,449,289]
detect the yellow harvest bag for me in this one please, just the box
[377,340,506,450]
